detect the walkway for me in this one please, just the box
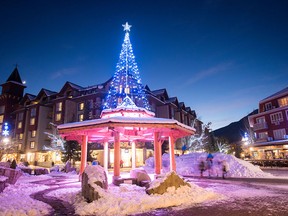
[30,175,80,216]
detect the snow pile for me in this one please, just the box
[73,180,221,216]
[145,153,273,178]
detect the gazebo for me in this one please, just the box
[58,96,195,181]
[57,22,196,182]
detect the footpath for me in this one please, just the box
[30,175,80,216]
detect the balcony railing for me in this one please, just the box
[253,122,268,131]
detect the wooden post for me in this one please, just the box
[80,135,88,175]
[154,132,161,174]
[169,135,176,171]
[113,131,120,179]
[104,141,109,173]
[131,141,136,169]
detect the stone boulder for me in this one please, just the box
[130,168,151,187]
[146,171,190,195]
[81,165,108,202]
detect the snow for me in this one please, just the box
[144,152,274,178]
[0,154,286,216]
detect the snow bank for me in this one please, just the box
[144,153,273,178]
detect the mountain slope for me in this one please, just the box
[212,109,258,144]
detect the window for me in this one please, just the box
[259,132,268,139]
[278,96,288,107]
[18,144,22,150]
[273,129,286,140]
[78,114,84,121]
[270,112,283,124]
[0,105,5,114]
[18,112,24,121]
[265,102,272,111]
[56,102,62,112]
[0,115,3,123]
[19,133,23,140]
[30,108,36,117]
[31,130,36,138]
[256,117,265,123]
[18,121,22,129]
[30,141,35,149]
[78,102,84,111]
[30,118,35,125]
[55,113,61,121]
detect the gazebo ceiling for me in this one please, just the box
[58,116,195,142]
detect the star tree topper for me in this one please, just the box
[122,22,132,32]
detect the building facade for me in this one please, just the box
[247,87,288,159]
[0,68,200,167]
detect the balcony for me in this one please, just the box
[253,122,268,131]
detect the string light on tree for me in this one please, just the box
[104,22,150,110]
[2,122,9,137]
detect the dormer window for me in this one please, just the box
[265,103,272,111]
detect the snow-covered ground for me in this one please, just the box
[0,153,287,216]
[144,152,274,178]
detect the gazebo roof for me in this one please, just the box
[58,116,195,142]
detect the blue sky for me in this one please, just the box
[0,0,287,130]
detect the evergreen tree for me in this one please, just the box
[61,140,81,163]
[104,22,150,110]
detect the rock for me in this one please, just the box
[146,171,190,195]
[81,165,108,202]
[130,168,151,185]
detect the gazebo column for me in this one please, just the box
[80,135,88,175]
[113,131,121,180]
[131,141,136,169]
[169,135,176,172]
[104,141,109,173]
[154,132,162,174]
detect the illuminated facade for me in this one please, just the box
[247,87,288,159]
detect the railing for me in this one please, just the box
[247,159,288,167]
[253,122,268,131]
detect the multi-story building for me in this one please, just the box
[247,86,288,159]
[0,67,200,166]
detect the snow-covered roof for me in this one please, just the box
[58,116,195,132]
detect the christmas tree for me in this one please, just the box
[104,22,150,110]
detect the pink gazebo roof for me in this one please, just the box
[58,116,195,142]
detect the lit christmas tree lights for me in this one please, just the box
[104,22,150,110]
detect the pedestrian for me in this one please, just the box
[222,160,229,179]
[120,159,124,168]
[199,160,205,177]
[206,153,214,177]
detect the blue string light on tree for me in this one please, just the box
[2,122,9,137]
[104,22,151,111]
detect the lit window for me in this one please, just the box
[18,144,22,150]
[30,118,35,125]
[31,130,36,138]
[78,114,84,121]
[78,102,84,111]
[56,102,62,112]
[19,133,23,140]
[55,113,61,121]
[278,96,288,107]
[0,115,3,123]
[30,108,36,117]
[30,141,35,149]
[18,121,22,129]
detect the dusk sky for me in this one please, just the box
[0,0,287,130]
